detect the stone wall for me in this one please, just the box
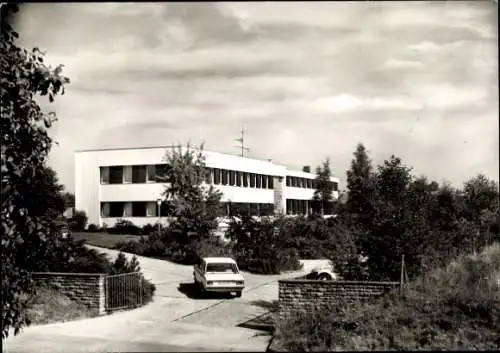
[278,279,399,318]
[32,272,106,315]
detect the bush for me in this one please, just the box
[141,223,157,236]
[69,210,88,232]
[108,219,142,235]
[87,223,100,232]
[274,243,500,351]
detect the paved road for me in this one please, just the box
[3,246,327,352]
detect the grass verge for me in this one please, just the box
[26,286,94,325]
[273,243,500,351]
[72,232,143,249]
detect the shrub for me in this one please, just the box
[108,219,141,235]
[87,223,100,232]
[274,243,500,351]
[141,223,157,236]
[69,210,88,232]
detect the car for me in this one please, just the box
[304,262,338,281]
[193,257,245,297]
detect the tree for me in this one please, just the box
[345,143,376,228]
[312,158,335,216]
[1,4,70,338]
[61,192,75,210]
[463,174,499,249]
[158,143,223,262]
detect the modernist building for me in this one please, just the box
[75,146,339,227]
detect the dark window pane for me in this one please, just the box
[109,166,123,184]
[256,174,262,188]
[307,179,312,188]
[132,202,147,217]
[262,175,267,188]
[222,169,228,185]
[286,176,291,186]
[132,165,147,183]
[213,168,221,184]
[100,167,109,184]
[261,203,274,216]
[250,173,256,187]
[109,202,124,217]
[236,171,242,187]
[268,176,274,189]
[147,165,156,182]
[242,172,248,187]
[229,170,236,186]
[332,182,338,191]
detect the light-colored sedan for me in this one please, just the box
[193,257,245,297]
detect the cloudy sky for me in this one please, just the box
[14,1,498,192]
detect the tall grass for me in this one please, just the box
[274,243,500,351]
[26,285,94,325]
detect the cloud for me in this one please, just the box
[10,2,498,192]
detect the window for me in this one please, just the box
[146,202,157,217]
[307,179,312,188]
[268,176,274,189]
[261,203,274,216]
[221,169,228,185]
[312,179,317,189]
[109,166,123,184]
[100,167,110,184]
[123,166,132,183]
[262,175,267,189]
[242,172,248,187]
[286,199,292,215]
[256,174,262,188]
[155,164,169,182]
[286,176,291,186]
[236,171,242,187]
[123,202,132,217]
[299,178,304,188]
[250,173,256,187]
[332,181,339,191]
[250,203,259,216]
[132,202,147,217]
[291,177,296,187]
[132,165,147,183]
[229,170,236,186]
[101,202,110,217]
[109,202,124,217]
[205,168,213,184]
[147,165,156,182]
[213,168,221,184]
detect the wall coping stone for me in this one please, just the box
[32,272,107,277]
[279,279,399,286]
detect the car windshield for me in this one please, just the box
[206,263,239,273]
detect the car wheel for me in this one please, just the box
[235,291,242,298]
[319,273,332,281]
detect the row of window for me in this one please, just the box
[99,165,335,191]
[100,201,276,218]
[285,199,336,215]
[286,176,338,191]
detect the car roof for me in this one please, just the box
[203,257,236,263]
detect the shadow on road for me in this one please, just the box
[177,282,233,300]
[249,299,279,312]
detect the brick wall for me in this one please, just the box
[32,272,106,315]
[278,279,399,318]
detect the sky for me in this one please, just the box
[13,1,499,193]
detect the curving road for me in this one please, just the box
[3,246,327,352]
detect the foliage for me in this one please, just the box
[61,192,75,210]
[69,210,87,232]
[86,223,100,232]
[312,158,335,215]
[25,285,93,326]
[274,243,500,351]
[226,215,302,274]
[107,219,141,235]
[1,4,70,339]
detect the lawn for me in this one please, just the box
[72,232,143,249]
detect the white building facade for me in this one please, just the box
[75,146,339,227]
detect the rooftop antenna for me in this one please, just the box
[234,129,250,157]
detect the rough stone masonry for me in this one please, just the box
[278,279,399,319]
[32,272,106,315]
